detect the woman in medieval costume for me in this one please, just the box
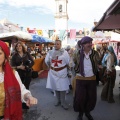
[0,40,37,120]
[101,46,117,103]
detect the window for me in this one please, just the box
[59,4,62,12]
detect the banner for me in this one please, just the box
[37,30,43,36]
[59,30,66,41]
[83,28,90,36]
[79,30,82,35]
[20,26,23,31]
[48,30,54,38]
[70,29,76,39]
[28,30,36,34]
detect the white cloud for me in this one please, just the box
[0,0,4,3]
[0,0,114,26]
[5,0,55,12]
[68,0,114,24]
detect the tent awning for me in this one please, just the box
[93,0,120,33]
[31,34,53,43]
[0,31,32,41]
[0,18,17,26]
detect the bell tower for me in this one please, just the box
[54,0,68,45]
[54,0,68,31]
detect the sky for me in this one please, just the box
[0,0,114,31]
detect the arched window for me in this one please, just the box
[59,4,62,12]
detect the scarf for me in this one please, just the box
[51,48,64,60]
[107,46,117,66]
[78,36,93,76]
[0,41,22,120]
[102,53,108,67]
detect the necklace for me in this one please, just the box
[0,72,4,83]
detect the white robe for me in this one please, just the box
[45,49,70,91]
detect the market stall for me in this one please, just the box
[92,0,120,63]
[26,34,53,72]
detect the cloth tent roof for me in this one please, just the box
[93,0,120,33]
[0,18,21,32]
[0,31,32,41]
[31,34,53,43]
[0,18,17,26]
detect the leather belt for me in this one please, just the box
[76,75,96,80]
[51,65,67,71]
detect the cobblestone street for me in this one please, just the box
[24,67,120,120]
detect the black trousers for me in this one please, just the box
[74,80,97,113]
[96,70,100,85]
[21,76,32,109]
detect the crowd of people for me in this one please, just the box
[27,46,52,60]
[45,36,119,120]
[0,36,119,120]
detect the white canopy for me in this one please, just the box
[0,18,16,26]
[0,31,32,41]
[0,18,21,32]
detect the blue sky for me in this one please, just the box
[0,0,114,31]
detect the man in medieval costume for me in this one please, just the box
[73,36,100,120]
[45,40,71,110]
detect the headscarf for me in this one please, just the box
[78,36,93,76]
[107,46,117,66]
[65,45,71,52]
[102,53,108,67]
[0,41,22,120]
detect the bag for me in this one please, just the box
[32,70,38,79]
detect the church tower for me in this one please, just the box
[54,0,69,45]
[54,0,68,30]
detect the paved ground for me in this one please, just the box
[23,66,120,120]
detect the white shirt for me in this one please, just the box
[77,50,94,77]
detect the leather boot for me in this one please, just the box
[54,91,61,106]
[85,112,94,120]
[60,91,68,110]
[108,98,115,103]
[77,112,83,120]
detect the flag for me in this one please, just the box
[59,30,66,41]
[27,28,29,31]
[48,30,54,38]
[79,30,82,35]
[28,30,36,34]
[37,30,43,36]
[70,29,76,39]
[83,28,90,36]
[20,26,23,31]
